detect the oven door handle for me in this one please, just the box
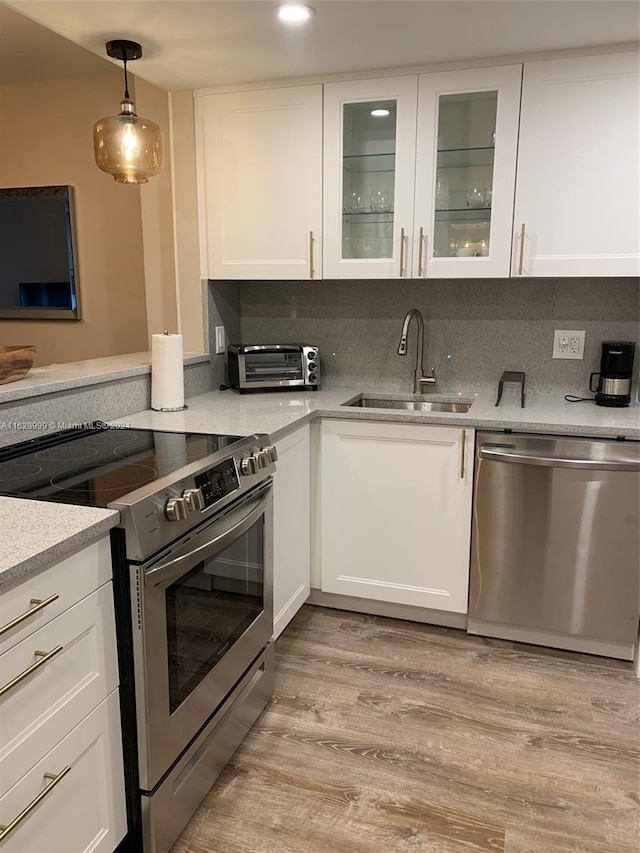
[144,488,270,590]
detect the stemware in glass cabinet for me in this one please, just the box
[342,100,397,260]
[432,91,497,258]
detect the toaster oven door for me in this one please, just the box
[240,346,306,388]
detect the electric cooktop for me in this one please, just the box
[0,425,243,509]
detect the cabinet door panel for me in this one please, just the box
[513,52,640,277]
[273,426,310,638]
[0,691,126,853]
[196,85,322,280]
[320,420,473,613]
[323,76,418,279]
[415,65,522,279]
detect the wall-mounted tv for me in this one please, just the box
[0,185,81,320]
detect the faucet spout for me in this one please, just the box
[396,308,436,394]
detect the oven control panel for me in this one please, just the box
[193,459,240,509]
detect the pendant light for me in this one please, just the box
[93,40,164,184]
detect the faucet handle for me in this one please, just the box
[419,367,437,386]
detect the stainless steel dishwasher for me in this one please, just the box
[468,432,640,659]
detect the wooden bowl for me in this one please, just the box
[0,346,37,385]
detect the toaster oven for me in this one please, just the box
[227,344,320,392]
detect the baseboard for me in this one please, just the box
[274,584,310,639]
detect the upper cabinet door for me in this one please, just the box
[323,76,418,279]
[414,65,522,279]
[195,85,323,280]
[513,52,640,277]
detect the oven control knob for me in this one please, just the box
[256,450,270,469]
[266,445,278,463]
[183,488,205,512]
[165,496,189,521]
[240,455,259,476]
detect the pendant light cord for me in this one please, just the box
[122,54,130,99]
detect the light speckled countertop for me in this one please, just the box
[0,351,209,403]
[0,497,119,592]
[112,386,640,441]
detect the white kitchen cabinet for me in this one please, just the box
[195,85,323,280]
[273,425,310,638]
[323,76,419,279]
[319,420,474,613]
[414,65,522,278]
[323,68,521,279]
[513,51,640,277]
[0,537,126,851]
[0,691,126,853]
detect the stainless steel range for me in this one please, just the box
[0,425,277,853]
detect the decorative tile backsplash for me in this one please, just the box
[210,278,639,396]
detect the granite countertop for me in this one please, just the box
[0,498,119,592]
[0,351,209,404]
[112,385,640,441]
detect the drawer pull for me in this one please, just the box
[0,765,71,841]
[0,645,63,699]
[0,594,59,638]
[460,429,466,479]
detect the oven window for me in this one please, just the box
[244,351,303,383]
[165,515,264,713]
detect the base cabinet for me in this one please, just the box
[318,420,473,614]
[273,425,311,638]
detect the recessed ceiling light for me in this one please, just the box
[371,109,390,117]
[277,4,315,24]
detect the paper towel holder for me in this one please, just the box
[151,329,189,412]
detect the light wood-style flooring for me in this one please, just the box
[172,605,640,853]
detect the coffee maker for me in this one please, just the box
[589,341,636,407]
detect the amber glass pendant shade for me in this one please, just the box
[93,40,164,184]
[94,100,164,184]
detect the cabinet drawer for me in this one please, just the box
[0,584,118,796]
[0,536,112,656]
[0,690,126,853]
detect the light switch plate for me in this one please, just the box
[553,329,585,359]
[215,326,225,355]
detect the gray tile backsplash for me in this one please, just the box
[211,278,639,396]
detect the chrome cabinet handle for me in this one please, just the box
[460,429,466,479]
[0,645,63,699]
[0,766,71,841]
[518,222,526,275]
[0,594,59,638]
[309,231,314,280]
[417,226,425,277]
[399,227,406,277]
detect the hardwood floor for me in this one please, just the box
[171,605,640,853]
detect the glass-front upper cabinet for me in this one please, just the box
[413,65,522,278]
[323,77,418,279]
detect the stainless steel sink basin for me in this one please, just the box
[344,395,472,413]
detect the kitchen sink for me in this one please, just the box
[343,395,473,413]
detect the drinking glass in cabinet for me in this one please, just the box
[432,90,498,259]
[342,100,397,260]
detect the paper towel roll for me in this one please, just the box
[151,332,185,411]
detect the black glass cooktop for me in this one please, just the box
[0,425,243,508]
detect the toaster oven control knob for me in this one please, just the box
[266,445,278,463]
[240,455,259,476]
[308,361,316,371]
[165,496,189,521]
[309,373,317,383]
[183,487,205,512]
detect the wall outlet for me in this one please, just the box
[215,326,226,355]
[552,329,585,360]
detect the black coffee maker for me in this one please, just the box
[589,341,636,407]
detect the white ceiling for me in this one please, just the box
[1,0,639,91]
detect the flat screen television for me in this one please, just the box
[0,185,81,320]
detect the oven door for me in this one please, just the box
[132,482,273,791]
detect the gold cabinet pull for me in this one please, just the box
[460,429,466,479]
[399,227,406,277]
[0,766,71,841]
[518,222,526,275]
[0,594,59,638]
[417,226,425,277]
[309,231,314,280]
[0,645,63,699]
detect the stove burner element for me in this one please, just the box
[0,462,43,483]
[49,463,158,494]
[36,444,99,463]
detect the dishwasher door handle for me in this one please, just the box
[479,447,640,472]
